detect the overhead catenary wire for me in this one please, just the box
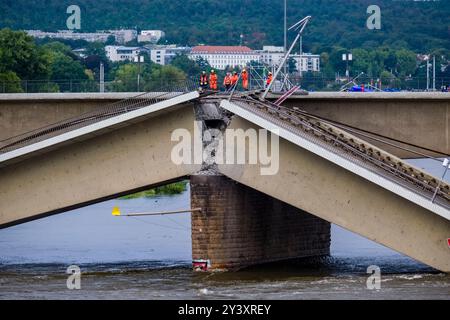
[288,108,449,162]
[327,124,445,162]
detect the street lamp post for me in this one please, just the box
[433,55,436,91]
[342,53,352,82]
[99,62,105,93]
[134,54,144,92]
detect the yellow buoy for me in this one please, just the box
[112,206,121,216]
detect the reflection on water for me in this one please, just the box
[0,159,449,299]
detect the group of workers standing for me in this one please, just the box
[199,69,273,92]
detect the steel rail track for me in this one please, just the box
[228,95,450,208]
[0,81,208,154]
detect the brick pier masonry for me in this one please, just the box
[190,175,331,271]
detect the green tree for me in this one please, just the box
[146,64,186,90]
[0,1,449,52]
[0,28,49,80]
[380,71,397,88]
[111,63,140,92]
[0,71,22,93]
[195,57,211,72]
[319,52,334,76]
[395,49,417,77]
[171,54,201,77]
[288,57,297,74]
[42,41,73,56]
[40,41,88,82]
[46,52,88,81]
[85,42,107,60]
[352,48,371,75]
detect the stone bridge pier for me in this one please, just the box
[190,175,331,271]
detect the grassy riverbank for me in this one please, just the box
[119,181,188,200]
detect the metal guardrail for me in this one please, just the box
[2,75,449,94]
[0,80,200,154]
[228,95,450,208]
[0,77,200,94]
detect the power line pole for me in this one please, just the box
[300,35,302,55]
[299,35,303,78]
[99,62,105,93]
[433,55,436,91]
[135,54,144,92]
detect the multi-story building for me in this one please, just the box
[26,29,137,44]
[138,30,165,43]
[189,46,260,70]
[27,30,109,42]
[256,46,320,72]
[105,46,144,62]
[150,46,192,65]
[291,53,320,72]
[257,46,285,67]
[111,29,138,44]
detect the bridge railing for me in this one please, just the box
[0,79,199,155]
[1,75,450,94]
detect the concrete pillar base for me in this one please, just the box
[190,175,331,271]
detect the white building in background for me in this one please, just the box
[291,53,320,72]
[72,48,87,58]
[257,46,285,67]
[110,29,138,44]
[26,29,137,44]
[189,46,260,70]
[149,46,192,65]
[187,45,320,72]
[256,45,320,72]
[27,30,110,42]
[138,30,165,43]
[105,46,144,62]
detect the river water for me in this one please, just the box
[0,159,449,299]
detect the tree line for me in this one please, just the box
[0,29,205,92]
[0,0,449,52]
[1,28,449,93]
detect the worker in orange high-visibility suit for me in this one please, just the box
[231,71,239,90]
[223,72,232,92]
[209,70,218,91]
[266,72,273,88]
[199,71,208,91]
[241,69,249,90]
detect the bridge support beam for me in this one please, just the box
[190,175,331,271]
